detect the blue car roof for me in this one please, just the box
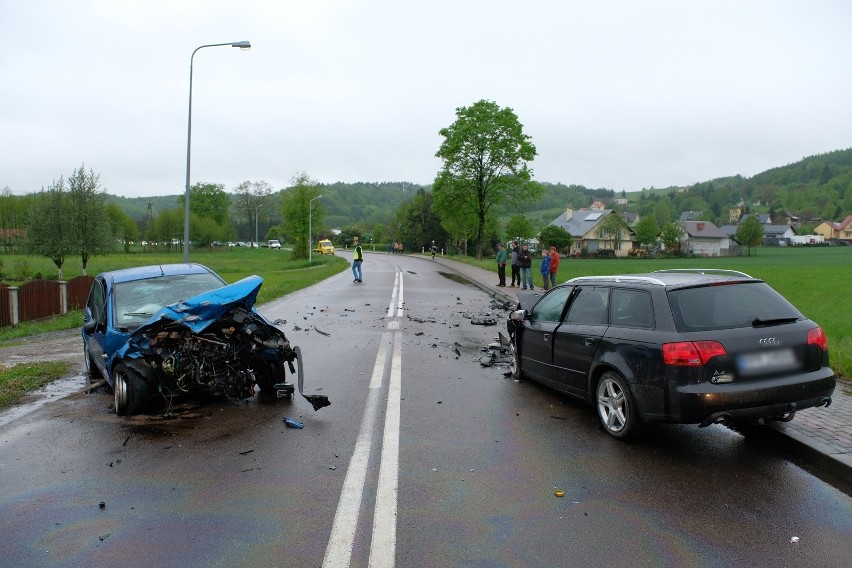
[99,263,223,285]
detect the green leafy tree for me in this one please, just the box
[596,213,631,250]
[1,188,31,251]
[736,216,765,256]
[653,200,673,227]
[538,224,572,254]
[67,165,112,275]
[150,208,184,251]
[26,179,75,279]
[107,203,139,252]
[633,215,660,247]
[280,172,323,260]
[433,99,541,260]
[337,226,362,249]
[233,180,273,238]
[394,188,448,251]
[660,222,684,252]
[179,182,232,225]
[505,214,534,242]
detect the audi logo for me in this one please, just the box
[759,337,781,346]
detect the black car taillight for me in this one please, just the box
[663,341,727,366]
[807,327,829,351]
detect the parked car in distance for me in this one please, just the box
[268,239,282,249]
[314,239,335,255]
[506,269,835,440]
[82,264,329,415]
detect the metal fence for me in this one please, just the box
[0,275,93,328]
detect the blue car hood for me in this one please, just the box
[116,275,263,359]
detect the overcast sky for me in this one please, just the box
[2,0,850,198]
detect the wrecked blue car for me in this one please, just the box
[82,264,329,415]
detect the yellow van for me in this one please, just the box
[315,239,335,255]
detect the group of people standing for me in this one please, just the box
[497,241,560,290]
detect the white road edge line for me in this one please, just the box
[396,269,404,318]
[387,269,399,318]
[368,330,402,568]
[322,335,389,567]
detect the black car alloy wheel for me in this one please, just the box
[596,371,642,439]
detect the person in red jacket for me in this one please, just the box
[548,246,560,289]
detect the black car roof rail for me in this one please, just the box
[653,268,753,278]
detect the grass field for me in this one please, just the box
[449,246,852,379]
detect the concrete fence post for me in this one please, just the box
[8,286,19,326]
[59,280,68,314]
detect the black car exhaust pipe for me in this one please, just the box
[700,412,732,428]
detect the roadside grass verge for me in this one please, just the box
[0,312,83,344]
[0,362,70,409]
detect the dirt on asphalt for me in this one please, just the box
[0,329,86,373]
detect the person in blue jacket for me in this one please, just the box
[539,248,551,290]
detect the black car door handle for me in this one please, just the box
[544,334,551,342]
[585,337,596,347]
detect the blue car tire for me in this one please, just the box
[113,362,149,415]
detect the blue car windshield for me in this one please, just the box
[113,273,225,328]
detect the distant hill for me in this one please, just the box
[106,149,852,234]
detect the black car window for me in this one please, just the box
[668,281,802,332]
[86,278,107,326]
[565,287,609,325]
[529,286,573,323]
[611,288,654,329]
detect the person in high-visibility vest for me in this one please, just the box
[352,236,363,283]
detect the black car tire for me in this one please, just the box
[596,371,643,440]
[509,339,522,380]
[113,362,149,416]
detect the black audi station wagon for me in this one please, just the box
[506,269,835,440]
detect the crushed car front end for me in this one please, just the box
[110,275,328,415]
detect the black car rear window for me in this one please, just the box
[668,281,802,332]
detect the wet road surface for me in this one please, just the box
[1,253,851,567]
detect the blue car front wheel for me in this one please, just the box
[113,362,149,416]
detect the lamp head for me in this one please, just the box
[232,41,251,51]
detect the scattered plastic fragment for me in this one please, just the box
[98,501,106,509]
[790,536,800,544]
[283,417,304,429]
[554,489,565,497]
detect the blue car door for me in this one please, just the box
[82,277,109,378]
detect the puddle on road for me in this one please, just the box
[439,272,476,287]
[0,374,88,428]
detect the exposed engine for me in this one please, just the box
[131,307,299,403]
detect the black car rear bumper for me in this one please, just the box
[663,368,836,425]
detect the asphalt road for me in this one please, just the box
[1,252,851,567]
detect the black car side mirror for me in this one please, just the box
[509,309,527,322]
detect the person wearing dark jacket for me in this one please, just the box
[509,241,520,286]
[518,243,533,290]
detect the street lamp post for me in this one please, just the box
[309,194,323,262]
[183,40,251,262]
[254,203,263,247]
